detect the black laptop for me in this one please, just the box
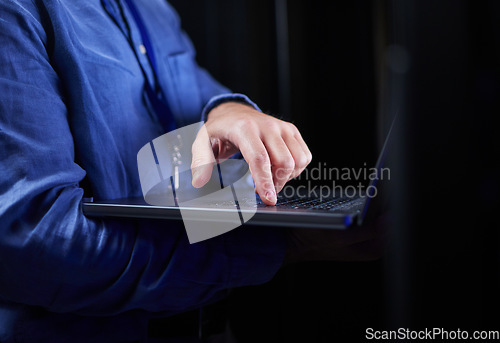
[82,118,393,231]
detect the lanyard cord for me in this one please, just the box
[101,0,176,132]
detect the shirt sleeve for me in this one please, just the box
[0,0,285,317]
[201,93,262,122]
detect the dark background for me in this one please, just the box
[151,0,499,341]
[169,0,379,170]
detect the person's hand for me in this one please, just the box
[190,102,312,205]
[284,214,388,265]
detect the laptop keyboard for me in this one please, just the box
[214,194,363,212]
[257,195,361,211]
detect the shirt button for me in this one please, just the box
[139,44,147,55]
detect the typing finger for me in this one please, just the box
[236,133,276,205]
[263,135,295,193]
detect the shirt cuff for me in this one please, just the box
[201,93,262,122]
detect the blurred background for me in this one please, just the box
[150,0,499,341]
[169,0,378,170]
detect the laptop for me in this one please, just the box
[82,118,394,231]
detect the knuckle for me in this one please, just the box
[265,119,281,132]
[274,157,295,178]
[238,118,258,132]
[285,122,299,135]
[284,122,304,141]
[287,122,298,131]
[253,150,270,166]
[306,151,313,164]
[281,158,296,171]
[296,154,309,169]
[261,180,275,191]
[274,154,295,170]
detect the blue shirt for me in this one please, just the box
[0,0,285,341]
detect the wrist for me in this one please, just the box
[206,101,255,122]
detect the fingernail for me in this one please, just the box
[265,190,277,203]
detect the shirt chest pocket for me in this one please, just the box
[161,52,203,126]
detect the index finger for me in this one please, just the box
[236,135,277,205]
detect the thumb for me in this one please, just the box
[191,124,216,188]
